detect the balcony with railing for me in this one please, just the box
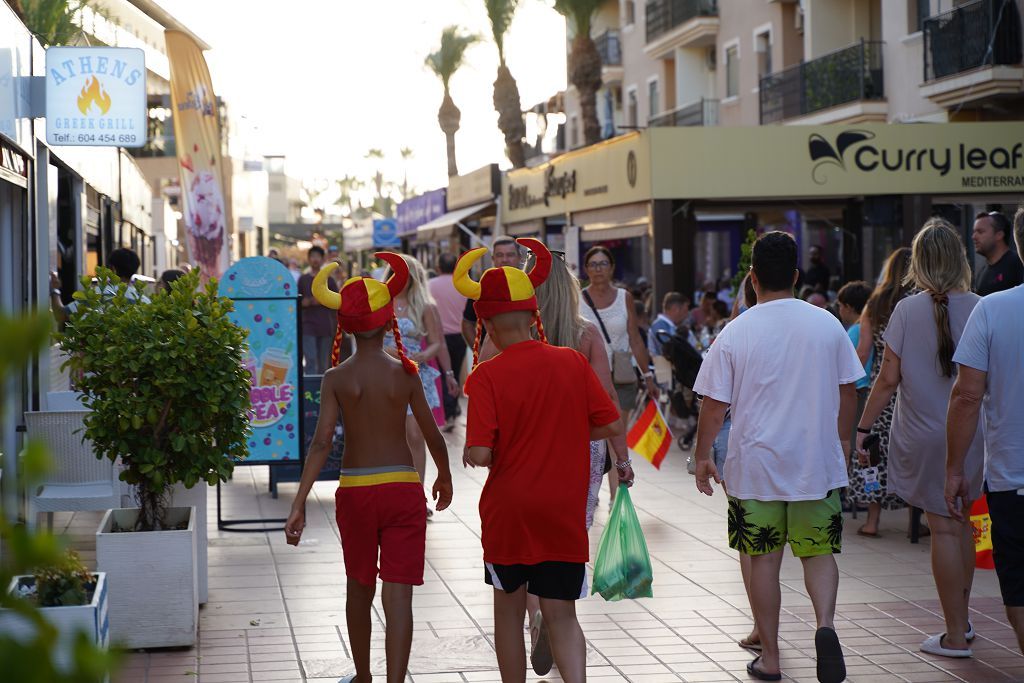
[648,98,719,127]
[759,41,885,125]
[596,29,622,66]
[921,0,1023,107]
[645,0,718,53]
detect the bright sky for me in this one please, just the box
[160,0,568,207]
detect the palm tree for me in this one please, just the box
[483,0,527,168]
[727,498,755,554]
[399,146,414,200]
[18,0,90,46]
[554,0,604,146]
[334,175,362,218]
[425,26,479,178]
[819,513,845,552]
[750,525,782,554]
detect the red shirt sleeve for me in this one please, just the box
[465,368,498,449]
[583,354,620,427]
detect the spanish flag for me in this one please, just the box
[970,497,995,570]
[626,401,672,469]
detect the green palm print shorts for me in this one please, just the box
[727,490,842,558]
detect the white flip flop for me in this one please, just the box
[920,633,972,658]
[966,621,975,641]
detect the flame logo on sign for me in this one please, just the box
[77,76,112,116]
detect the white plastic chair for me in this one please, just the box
[23,411,120,531]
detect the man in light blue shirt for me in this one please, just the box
[647,292,690,358]
[946,208,1024,654]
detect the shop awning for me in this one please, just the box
[575,202,650,241]
[505,219,544,237]
[416,200,494,242]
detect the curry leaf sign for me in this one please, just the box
[853,142,1023,176]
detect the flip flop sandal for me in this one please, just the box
[815,627,847,683]
[529,610,553,676]
[746,656,781,681]
[966,621,976,641]
[738,637,763,652]
[920,633,972,658]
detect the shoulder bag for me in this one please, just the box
[583,290,637,386]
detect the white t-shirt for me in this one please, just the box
[952,284,1024,492]
[693,298,865,501]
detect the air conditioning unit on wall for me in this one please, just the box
[706,46,717,71]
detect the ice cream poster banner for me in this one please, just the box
[231,298,300,462]
[166,29,228,283]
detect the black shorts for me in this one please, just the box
[484,561,588,601]
[988,489,1024,607]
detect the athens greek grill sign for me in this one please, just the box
[45,47,147,148]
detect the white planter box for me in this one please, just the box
[169,482,209,604]
[96,506,197,649]
[120,482,211,605]
[0,573,109,676]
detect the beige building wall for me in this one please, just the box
[562,0,1024,131]
[716,1,793,126]
[619,0,669,127]
[880,0,944,122]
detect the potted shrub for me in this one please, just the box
[59,269,251,648]
[0,311,120,682]
[1,551,109,674]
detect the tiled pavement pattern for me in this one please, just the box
[57,423,1022,682]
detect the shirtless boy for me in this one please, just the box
[285,252,453,683]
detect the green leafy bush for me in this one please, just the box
[58,269,251,531]
[33,551,93,608]
[0,311,121,682]
[731,228,758,296]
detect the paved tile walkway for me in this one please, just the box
[59,423,1022,682]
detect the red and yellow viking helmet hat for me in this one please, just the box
[312,252,418,373]
[453,237,552,368]
[453,237,552,318]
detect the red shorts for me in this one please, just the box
[335,470,426,586]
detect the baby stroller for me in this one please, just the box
[654,326,704,451]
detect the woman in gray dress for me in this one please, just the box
[855,219,984,658]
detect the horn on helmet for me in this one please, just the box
[453,247,486,300]
[312,262,342,310]
[517,238,552,289]
[375,252,409,299]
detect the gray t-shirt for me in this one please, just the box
[952,284,1024,492]
[883,291,984,513]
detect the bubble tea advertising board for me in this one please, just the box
[218,257,301,463]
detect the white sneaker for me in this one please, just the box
[920,633,972,658]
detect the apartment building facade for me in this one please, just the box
[548,0,1024,297]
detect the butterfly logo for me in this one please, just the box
[808,130,875,185]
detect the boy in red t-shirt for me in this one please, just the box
[456,239,623,682]
[285,252,453,683]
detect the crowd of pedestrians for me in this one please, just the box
[54,202,1024,681]
[681,210,1024,680]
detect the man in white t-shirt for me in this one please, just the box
[945,208,1024,654]
[692,231,863,683]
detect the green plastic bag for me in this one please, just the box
[591,484,653,601]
